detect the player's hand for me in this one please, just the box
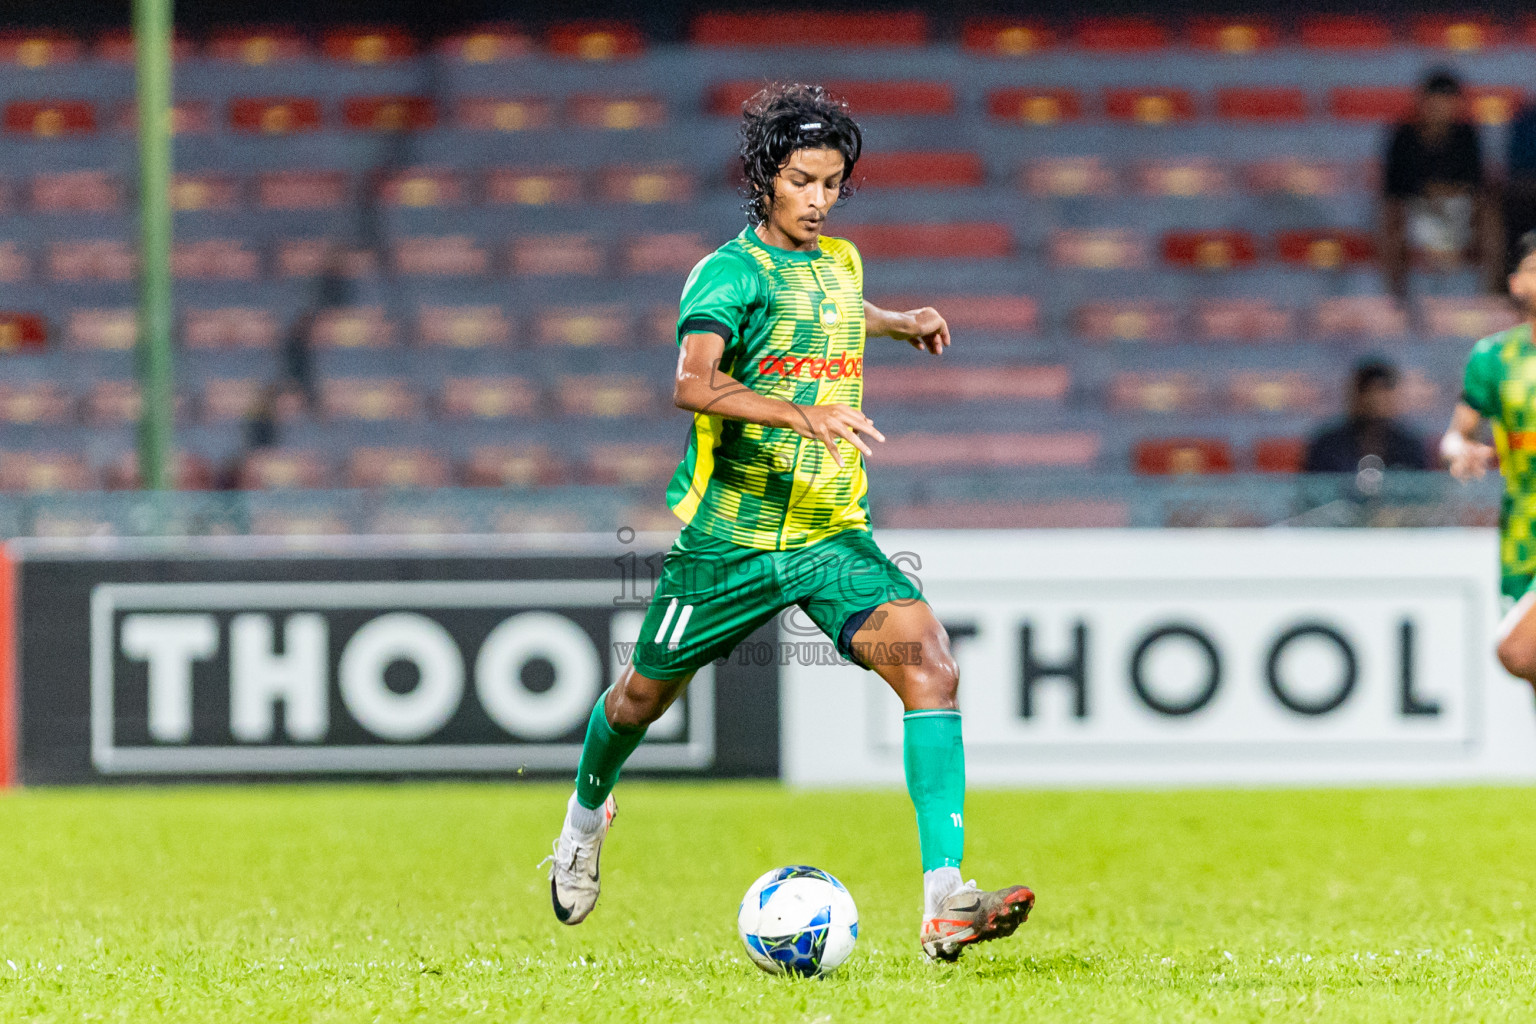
[790,403,885,469]
[1448,441,1497,482]
[896,308,950,355]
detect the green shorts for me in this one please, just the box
[630,525,925,680]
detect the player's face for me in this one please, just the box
[1510,252,1536,312]
[766,147,846,248]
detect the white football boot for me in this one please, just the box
[547,793,617,925]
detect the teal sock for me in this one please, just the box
[903,709,965,871]
[574,692,647,810]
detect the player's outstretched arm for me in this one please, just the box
[674,330,883,469]
[1440,402,1498,481]
[863,301,949,355]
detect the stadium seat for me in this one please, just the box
[1328,87,1414,122]
[1311,296,1409,339]
[1132,159,1230,197]
[183,308,279,350]
[1074,17,1169,51]
[1228,371,1327,414]
[1110,372,1210,413]
[708,80,954,117]
[341,96,437,132]
[378,168,465,208]
[1298,15,1394,49]
[393,236,490,277]
[463,444,563,486]
[439,377,539,419]
[511,233,606,276]
[839,223,1012,260]
[320,378,423,422]
[276,240,377,278]
[1187,17,1279,53]
[229,98,322,135]
[1252,437,1307,473]
[1468,87,1525,127]
[536,305,631,346]
[866,294,1037,333]
[170,174,240,212]
[1133,438,1235,475]
[66,308,135,350]
[0,452,94,492]
[321,26,416,63]
[1275,230,1376,269]
[0,383,71,425]
[855,152,984,189]
[986,88,1084,126]
[597,166,694,204]
[1215,88,1309,122]
[883,499,1130,529]
[585,442,677,484]
[206,27,308,63]
[49,241,134,282]
[201,379,282,424]
[1194,299,1294,341]
[485,168,582,206]
[83,381,173,426]
[566,94,666,130]
[438,24,535,63]
[312,307,395,349]
[1104,88,1196,125]
[691,12,928,48]
[94,29,194,62]
[457,97,554,132]
[30,171,120,212]
[416,306,514,348]
[0,312,47,352]
[864,365,1068,403]
[555,374,656,417]
[625,233,712,275]
[102,451,216,491]
[257,171,350,210]
[1075,300,1180,341]
[961,19,1057,56]
[1050,230,1151,270]
[545,20,644,60]
[1420,296,1521,340]
[1241,160,1352,197]
[346,447,452,489]
[238,450,333,490]
[4,100,95,137]
[172,239,260,280]
[1161,231,1258,270]
[1411,16,1503,51]
[876,432,1101,469]
[1022,157,1116,197]
[0,31,82,66]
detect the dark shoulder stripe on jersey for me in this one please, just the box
[680,317,735,342]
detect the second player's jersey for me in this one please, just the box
[666,227,869,550]
[1462,322,1536,581]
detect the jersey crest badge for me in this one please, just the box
[817,297,843,332]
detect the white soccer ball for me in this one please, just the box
[737,865,859,977]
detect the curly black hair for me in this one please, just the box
[738,83,862,225]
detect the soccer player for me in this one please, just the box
[546,83,1033,961]
[1444,230,1536,684]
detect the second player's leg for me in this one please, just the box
[1495,590,1536,685]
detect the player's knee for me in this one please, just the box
[904,638,959,710]
[1497,634,1536,682]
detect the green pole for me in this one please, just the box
[134,0,174,491]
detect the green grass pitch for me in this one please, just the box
[0,782,1533,1022]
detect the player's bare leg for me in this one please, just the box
[1495,594,1536,690]
[850,600,1034,961]
[547,664,693,924]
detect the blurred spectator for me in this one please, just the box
[1304,359,1428,473]
[1380,70,1500,299]
[1503,102,1536,275]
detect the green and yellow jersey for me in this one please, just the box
[1462,322,1536,596]
[667,226,869,551]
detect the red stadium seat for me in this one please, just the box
[865,294,1037,333]
[30,170,120,212]
[456,96,553,132]
[1161,231,1258,270]
[0,31,82,66]
[1075,300,1180,342]
[1311,296,1409,339]
[1022,157,1116,197]
[464,445,563,487]
[1187,18,1280,53]
[183,308,278,350]
[1194,299,1294,341]
[1468,87,1526,127]
[312,307,395,349]
[511,233,606,276]
[585,443,678,485]
[536,305,632,347]
[1411,16,1504,51]
[1074,17,1170,51]
[321,378,423,422]
[0,383,71,424]
[229,98,321,135]
[4,100,95,136]
[172,239,260,280]
[66,308,135,350]
[986,88,1083,126]
[275,240,376,278]
[1050,230,1151,270]
[1103,88,1197,125]
[839,223,1012,260]
[1328,87,1414,122]
[597,166,694,204]
[1110,372,1211,414]
[206,27,308,64]
[864,366,1068,404]
[545,21,644,60]
[856,152,984,189]
[49,241,134,282]
[1241,160,1354,197]
[485,168,582,206]
[1133,439,1235,475]
[1298,16,1394,49]
[556,374,655,417]
[1215,88,1309,122]
[1228,372,1327,414]
[1132,159,1230,197]
[102,451,215,491]
[1420,296,1521,340]
[171,173,240,212]
[84,381,177,426]
[0,313,47,352]
[437,25,535,63]
[961,19,1057,56]
[201,379,273,424]
[111,100,211,135]
[708,80,955,118]
[691,12,928,48]
[321,26,416,63]
[884,500,1130,530]
[342,96,436,131]
[238,450,331,490]
[439,377,539,419]
[0,452,94,492]
[1275,229,1376,269]
[393,236,489,277]
[625,232,712,275]
[1253,438,1307,474]
[346,447,452,489]
[377,168,464,207]
[416,306,514,348]
[567,94,666,130]
[877,432,1101,469]
[257,171,350,210]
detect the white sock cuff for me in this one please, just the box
[566,792,605,835]
[923,866,965,918]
